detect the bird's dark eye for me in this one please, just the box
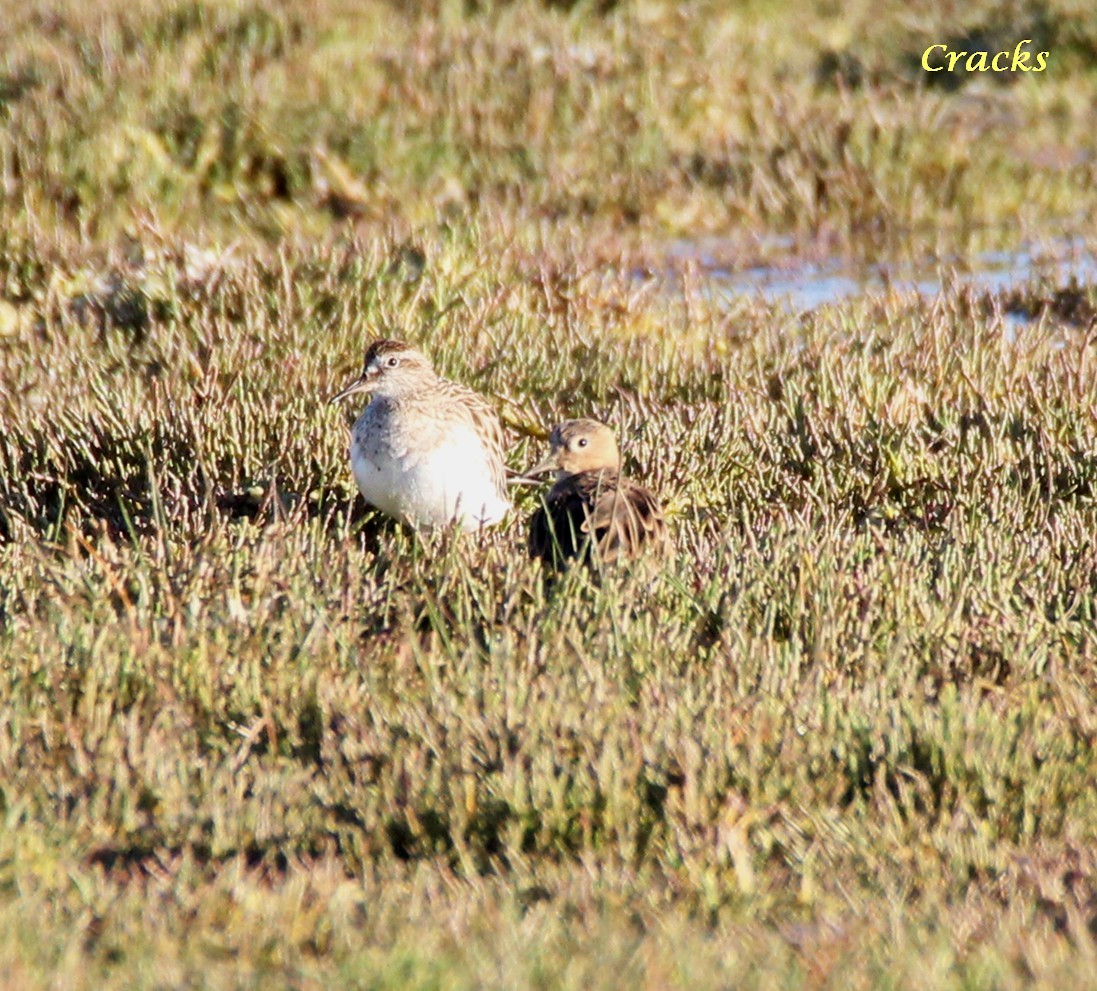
[386,356,400,368]
[577,438,588,448]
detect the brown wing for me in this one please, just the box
[436,380,509,501]
[529,470,669,568]
[586,474,669,564]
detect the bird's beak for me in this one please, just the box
[523,452,559,478]
[328,369,376,404]
[504,470,543,488]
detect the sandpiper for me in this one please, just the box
[526,418,669,568]
[329,339,510,530]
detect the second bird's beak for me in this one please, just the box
[523,452,560,478]
[328,368,377,404]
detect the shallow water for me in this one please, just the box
[659,239,1097,314]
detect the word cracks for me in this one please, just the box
[922,40,1049,74]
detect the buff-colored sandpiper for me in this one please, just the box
[525,418,669,568]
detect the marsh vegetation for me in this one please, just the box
[1,1,1096,988]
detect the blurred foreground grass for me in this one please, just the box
[2,1,1097,989]
[2,231,1096,989]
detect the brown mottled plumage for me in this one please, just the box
[526,419,669,569]
[329,339,510,529]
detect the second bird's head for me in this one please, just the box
[329,339,436,404]
[528,419,621,479]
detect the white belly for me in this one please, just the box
[350,419,509,530]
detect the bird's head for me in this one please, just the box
[526,418,621,480]
[329,339,437,404]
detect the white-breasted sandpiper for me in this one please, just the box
[330,339,510,530]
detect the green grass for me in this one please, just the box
[2,1,1097,988]
[4,0,1097,254]
[2,234,1096,990]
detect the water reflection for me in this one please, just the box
[653,240,1097,316]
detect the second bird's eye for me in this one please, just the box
[577,438,588,448]
[386,356,400,368]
